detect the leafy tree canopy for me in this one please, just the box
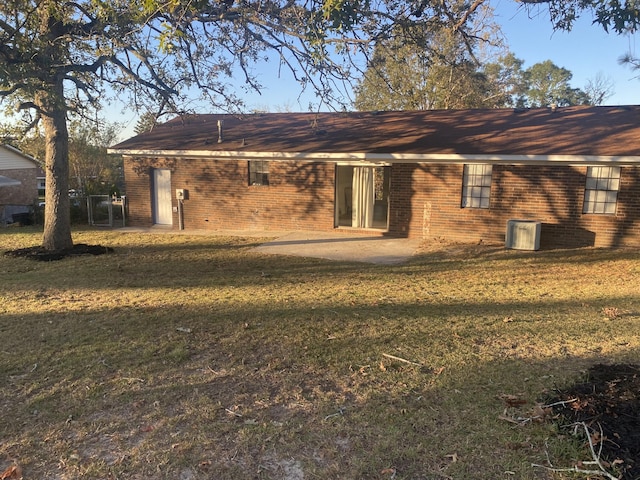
[520,0,640,33]
[354,10,506,111]
[523,60,587,107]
[354,40,608,111]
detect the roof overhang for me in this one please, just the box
[0,175,22,187]
[108,148,640,166]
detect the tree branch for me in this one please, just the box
[532,423,621,480]
[0,83,28,97]
[453,0,485,31]
[111,49,179,97]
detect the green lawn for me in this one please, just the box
[1,227,638,479]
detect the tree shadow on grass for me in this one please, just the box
[1,295,639,479]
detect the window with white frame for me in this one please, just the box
[249,160,269,186]
[461,164,492,208]
[583,166,621,214]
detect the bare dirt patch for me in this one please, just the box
[546,363,640,479]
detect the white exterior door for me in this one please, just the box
[153,169,173,225]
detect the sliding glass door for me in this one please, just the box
[335,165,390,230]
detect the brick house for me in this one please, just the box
[0,145,40,224]
[109,106,640,248]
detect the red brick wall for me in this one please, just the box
[124,156,640,248]
[124,157,336,232]
[389,163,640,248]
[0,168,38,205]
[123,159,154,227]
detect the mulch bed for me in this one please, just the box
[3,243,113,261]
[546,363,640,479]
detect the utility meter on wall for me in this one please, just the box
[176,189,185,200]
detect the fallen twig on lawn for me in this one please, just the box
[499,414,531,425]
[118,377,145,383]
[382,353,422,366]
[499,403,552,426]
[541,397,578,408]
[532,422,620,480]
[324,407,345,421]
[0,463,22,480]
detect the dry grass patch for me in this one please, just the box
[0,227,639,479]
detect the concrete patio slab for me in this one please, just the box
[253,231,421,264]
[115,227,421,264]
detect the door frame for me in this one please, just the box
[152,168,173,225]
[335,163,391,230]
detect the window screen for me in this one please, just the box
[249,160,269,186]
[461,164,492,208]
[583,166,620,214]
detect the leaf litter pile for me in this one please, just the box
[545,363,640,479]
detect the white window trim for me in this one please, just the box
[249,160,270,186]
[583,166,621,215]
[462,164,492,209]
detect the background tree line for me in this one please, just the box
[354,10,615,111]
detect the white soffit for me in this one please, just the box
[109,149,640,166]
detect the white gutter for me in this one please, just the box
[107,148,640,166]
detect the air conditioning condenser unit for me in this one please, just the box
[505,219,541,251]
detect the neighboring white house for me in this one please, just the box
[0,144,40,225]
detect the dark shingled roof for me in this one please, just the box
[111,106,640,157]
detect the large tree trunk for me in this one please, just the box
[39,89,73,251]
[37,0,73,251]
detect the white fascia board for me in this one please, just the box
[109,148,640,165]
